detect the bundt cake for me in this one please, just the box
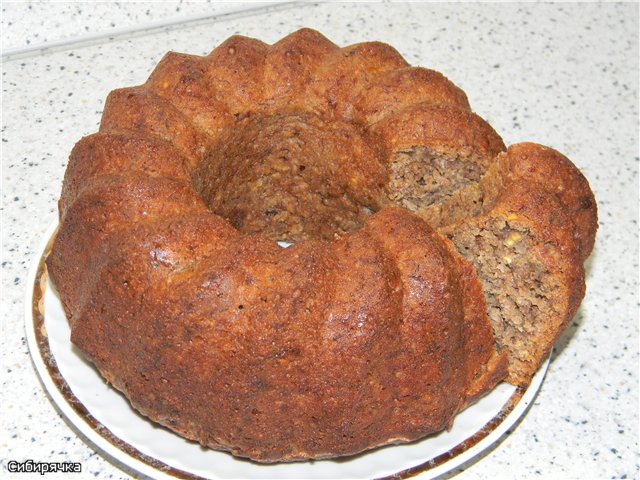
[46,28,597,462]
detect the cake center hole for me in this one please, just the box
[193,112,383,243]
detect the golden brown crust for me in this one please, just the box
[99,87,212,169]
[492,180,584,260]
[60,132,191,212]
[353,67,471,126]
[370,102,506,160]
[262,28,338,113]
[206,35,269,115]
[307,41,409,118]
[492,143,598,260]
[146,52,232,139]
[49,174,206,318]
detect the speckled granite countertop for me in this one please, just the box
[2,1,253,51]
[1,2,638,479]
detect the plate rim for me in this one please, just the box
[24,219,549,480]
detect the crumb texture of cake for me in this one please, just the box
[47,28,596,462]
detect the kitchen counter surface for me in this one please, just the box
[2,2,638,479]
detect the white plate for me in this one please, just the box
[26,220,549,480]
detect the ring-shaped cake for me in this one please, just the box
[47,29,597,462]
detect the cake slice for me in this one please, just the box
[442,180,587,385]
